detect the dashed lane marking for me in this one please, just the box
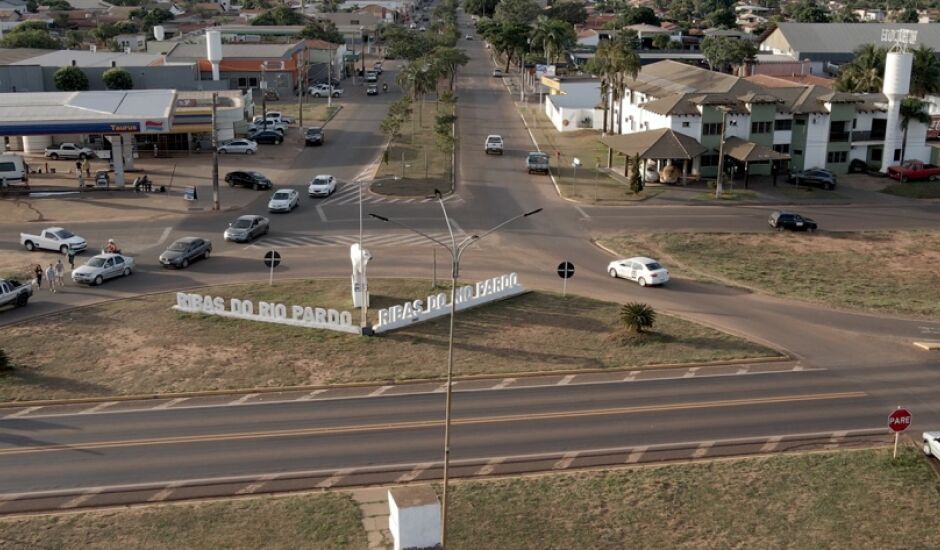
[683,367,700,378]
[692,441,715,459]
[2,406,42,419]
[476,458,504,476]
[557,375,575,386]
[625,446,648,464]
[760,436,783,453]
[60,489,103,509]
[298,389,328,401]
[623,370,641,382]
[317,468,354,489]
[229,393,260,406]
[552,452,578,470]
[153,398,189,410]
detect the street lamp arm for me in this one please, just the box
[369,213,453,251]
[456,207,543,252]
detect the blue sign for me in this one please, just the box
[0,121,141,136]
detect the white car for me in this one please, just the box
[72,253,135,286]
[607,256,670,287]
[268,189,300,212]
[260,112,293,125]
[309,84,342,98]
[21,227,87,253]
[924,432,940,458]
[308,174,337,197]
[465,34,473,40]
[218,139,258,155]
[247,119,288,134]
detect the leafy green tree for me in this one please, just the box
[834,44,885,93]
[529,17,575,64]
[895,7,919,22]
[430,46,469,91]
[547,1,587,24]
[132,7,174,27]
[241,0,271,8]
[667,0,694,22]
[381,97,412,142]
[102,67,133,90]
[911,45,940,98]
[385,26,437,61]
[652,34,671,50]
[251,6,306,25]
[705,7,736,27]
[831,6,859,22]
[619,6,660,25]
[494,0,540,26]
[25,0,37,12]
[630,154,644,194]
[0,24,61,49]
[434,112,457,155]
[701,36,755,74]
[899,97,931,174]
[53,66,89,91]
[620,302,656,332]
[786,0,829,22]
[299,20,343,43]
[40,0,72,10]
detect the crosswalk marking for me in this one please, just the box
[319,185,463,207]
[248,231,468,250]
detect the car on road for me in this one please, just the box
[365,71,378,83]
[367,84,378,95]
[261,112,293,125]
[225,171,273,190]
[465,34,473,40]
[607,257,670,287]
[224,215,269,242]
[0,278,32,309]
[788,168,837,190]
[218,139,258,155]
[308,174,337,197]
[923,431,940,458]
[20,227,87,254]
[246,130,284,145]
[72,253,134,286]
[309,84,343,98]
[268,189,300,212]
[768,210,818,232]
[485,135,504,155]
[44,142,94,160]
[159,237,212,269]
[526,151,550,174]
[305,127,324,146]
[492,68,502,77]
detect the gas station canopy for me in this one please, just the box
[0,90,175,136]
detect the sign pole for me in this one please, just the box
[894,431,900,459]
[888,406,912,459]
[269,256,274,286]
[562,274,567,297]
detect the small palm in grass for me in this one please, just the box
[620,303,656,334]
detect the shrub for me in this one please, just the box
[620,302,656,333]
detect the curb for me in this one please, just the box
[320,104,344,128]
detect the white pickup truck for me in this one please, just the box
[21,227,88,254]
[0,278,32,309]
[485,135,504,155]
[44,143,95,160]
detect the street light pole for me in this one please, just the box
[358,179,366,328]
[715,106,729,199]
[370,197,542,549]
[211,92,219,210]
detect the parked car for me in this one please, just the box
[848,158,877,174]
[308,174,337,197]
[262,111,293,125]
[788,168,837,190]
[268,189,300,212]
[0,154,29,186]
[247,120,288,134]
[608,257,670,287]
[309,84,343,98]
[887,160,940,181]
[923,431,940,459]
[526,151,549,174]
[21,227,87,253]
[44,142,94,160]
[224,171,272,190]
[465,34,473,40]
[367,84,378,95]
[485,135,504,155]
[72,253,134,286]
[223,215,269,242]
[218,139,258,155]
[305,127,324,146]
[0,278,32,309]
[159,237,212,269]
[492,68,502,78]
[247,130,284,145]
[768,210,818,232]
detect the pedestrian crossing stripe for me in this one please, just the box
[318,186,462,206]
[248,231,467,249]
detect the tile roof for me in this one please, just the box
[600,128,708,159]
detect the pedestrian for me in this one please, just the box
[67,248,76,271]
[82,157,90,178]
[75,160,82,174]
[55,258,65,286]
[33,264,42,289]
[45,263,56,293]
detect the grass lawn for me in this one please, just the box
[0,492,365,550]
[601,231,940,317]
[447,446,940,548]
[374,100,452,197]
[264,102,337,126]
[882,180,940,199]
[0,280,777,401]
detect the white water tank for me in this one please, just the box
[883,51,912,98]
[153,25,165,41]
[206,30,222,63]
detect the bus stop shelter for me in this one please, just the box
[599,128,707,181]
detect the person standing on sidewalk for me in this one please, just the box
[33,264,43,289]
[45,263,56,293]
[54,259,65,287]
[82,157,91,178]
[67,248,76,272]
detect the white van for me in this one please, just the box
[0,154,27,187]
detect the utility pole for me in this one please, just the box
[211,92,219,211]
[328,45,334,109]
[261,64,267,123]
[298,48,306,128]
[715,107,728,199]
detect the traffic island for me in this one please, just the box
[374,99,455,197]
[0,279,779,402]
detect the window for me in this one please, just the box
[249,77,258,87]
[793,149,803,156]
[826,151,848,163]
[894,148,902,161]
[794,118,806,126]
[237,77,247,87]
[774,119,792,131]
[870,148,882,162]
[700,153,720,167]
[681,121,690,128]
[751,121,773,134]
[772,144,790,154]
[702,122,722,136]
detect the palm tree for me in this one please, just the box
[611,34,641,135]
[530,16,575,64]
[588,34,640,135]
[911,44,940,98]
[585,52,612,134]
[620,302,656,333]
[397,59,437,131]
[836,44,885,93]
[898,97,932,181]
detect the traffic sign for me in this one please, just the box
[557,261,575,279]
[888,408,912,432]
[264,250,281,268]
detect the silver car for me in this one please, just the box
[72,253,135,285]
[218,139,258,155]
[308,175,337,197]
[224,215,269,242]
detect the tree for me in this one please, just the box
[251,6,306,25]
[899,97,931,174]
[834,44,885,93]
[786,0,829,22]
[0,347,11,374]
[667,0,694,22]
[464,0,498,16]
[701,36,755,74]
[620,302,656,333]
[381,97,412,142]
[494,0,540,26]
[102,67,133,90]
[487,22,530,73]
[652,34,671,50]
[385,26,436,61]
[430,46,469,91]
[529,17,575,65]
[40,0,72,9]
[397,57,438,128]
[434,112,457,156]
[592,33,641,134]
[911,45,940,98]
[705,7,736,27]
[132,7,174,27]
[0,25,61,49]
[299,20,343,43]
[831,6,859,22]
[546,1,587,24]
[619,6,659,26]
[53,66,89,91]
[895,7,919,23]
[629,153,644,194]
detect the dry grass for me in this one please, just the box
[0,279,777,401]
[264,102,336,126]
[0,492,365,550]
[374,100,453,196]
[601,231,940,317]
[882,180,940,199]
[447,446,940,549]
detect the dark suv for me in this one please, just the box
[768,210,818,232]
[224,171,272,190]
[788,168,837,190]
[305,127,324,146]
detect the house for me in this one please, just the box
[853,8,885,22]
[115,33,147,52]
[353,3,402,23]
[63,0,112,11]
[540,75,603,132]
[316,12,381,39]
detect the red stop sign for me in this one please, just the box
[888,408,912,432]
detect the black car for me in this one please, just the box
[305,127,324,146]
[224,171,273,190]
[788,168,837,190]
[768,210,818,232]
[159,237,212,269]
[247,130,284,145]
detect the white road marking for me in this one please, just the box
[60,489,103,509]
[919,326,940,335]
[736,366,750,375]
[235,474,279,495]
[153,398,189,410]
[552,451,578,470]
[760,436,783,453]
[317,468,354,488]
[825,430,848,450]
[683,367,700,378]
[230,393,260,405]
[625,446,648,464]
[623,370,641,382]
[557,375,575,386]
[156,226,173,247]
[792,364,805,371]
[476,458,504,476]
[573,204,590,219]
[493,378,516,390]
[369,385,393,397]
[298,389,328,401]
[79,401,117,414]
[316,204,327,222]
[692,441,715,458]
[396,463,433,483]
[147,482,184,502]
[2,406,42,419]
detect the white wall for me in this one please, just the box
[803,113,829,169]
[557,81,600,105]
[852,110,874,133]
[671,116,701,140]
[724,113,750,140]
[904,120,931,162]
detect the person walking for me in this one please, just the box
[54,258,65,287]
[33,264,43,289]
[82,157,91,178]
[67,248,76,272]
[45,263,57,293]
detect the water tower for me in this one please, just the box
[206,30,223,81]
[879,28,917,173]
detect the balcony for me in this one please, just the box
[851,130,886,142]
[828,132,850,143]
